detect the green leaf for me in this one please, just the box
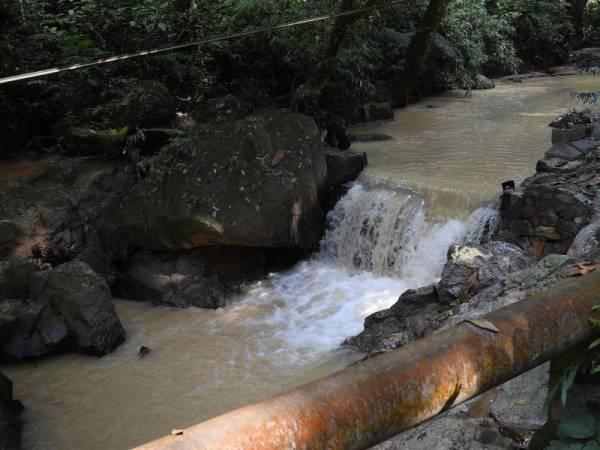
[558,411,597,440]
[158,23,167,32]
[130,21,137,27]
[590,338,600,350]
[561,360,583,406]
[582,442,600,450]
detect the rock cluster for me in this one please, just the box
[498,120,600,256]
[1,106,368,363]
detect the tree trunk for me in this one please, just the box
[394,0,453,106]
[570,0,588,44]
[293,0,375,110]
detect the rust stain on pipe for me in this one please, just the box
[135,272,600,450]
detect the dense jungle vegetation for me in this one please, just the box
[1,0,599,157]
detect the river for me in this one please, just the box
[1,74,597,450]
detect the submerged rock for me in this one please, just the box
[120,109,328,250]
[0,372,22,450]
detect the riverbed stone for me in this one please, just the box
[0,372,22,450]
[120,109,328,250]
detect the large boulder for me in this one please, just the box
[31,261,125,355]
[120,109,328,250]
[0,158,135,283]
[438,242,531,305]
[0,372,22,450]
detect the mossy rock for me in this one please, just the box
[120,109,327,250]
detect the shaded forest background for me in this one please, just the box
[1,0,599,157]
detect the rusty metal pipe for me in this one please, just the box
[135,272,600,450]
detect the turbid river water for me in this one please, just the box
[2,75,598,450]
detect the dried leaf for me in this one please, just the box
[568,263,600,277]
[466,318,499,333]
[271,150,285,167]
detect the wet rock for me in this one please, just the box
[346,285,440,355]
[498,170,596,256]
[325,150,368,188]
[567,221,600,261]
[117,247,269,308]
[536,158,585,174]
[348,133,394,143]
[32,261,125,355]
[592,124,600,140]
[0,299,69,359]
[0,372,22,450]
[438,242,531,305]
[120,109,328,250]
[138,346,152,358]
[0,258,41,300]
[551,125,587,144]
[363,103,394,121]
[372,417,516,450]
[473,74,495,90]
[544,143,583,161]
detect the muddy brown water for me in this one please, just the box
[1,75,598,450]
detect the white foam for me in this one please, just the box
[223,183,495,363]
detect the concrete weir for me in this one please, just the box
[135,272,600,450]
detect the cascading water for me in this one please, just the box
[236,182,496,362]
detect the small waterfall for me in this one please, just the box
[321,184,427,276]
[464,203,500,244]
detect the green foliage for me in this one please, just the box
[443,0,519,87]
[547,406,600,450]
[571,67,600,105]
[544,305,600,449]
